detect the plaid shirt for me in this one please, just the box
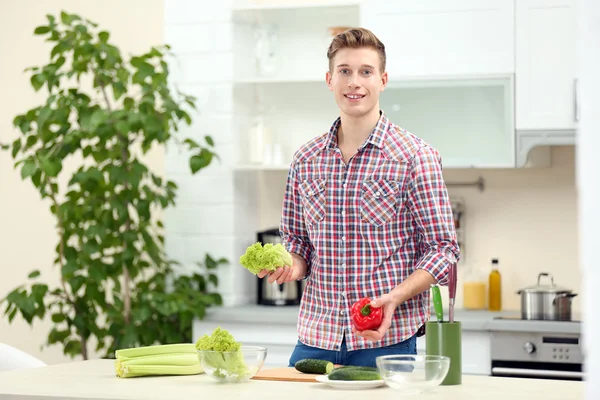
[279,111,460,351]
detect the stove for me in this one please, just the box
[489,316,583,381]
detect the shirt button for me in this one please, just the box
[375,191,381,197]
[342,292,347,297]
[343,183,347,188]
[341,263,347,268]
[341,210,346,216]
[342,236,346,241]
[340,310,345,316]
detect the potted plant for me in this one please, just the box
[0,11,226,359]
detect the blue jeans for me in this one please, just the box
[288,333,417,368]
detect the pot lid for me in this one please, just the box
[519,273,572,293]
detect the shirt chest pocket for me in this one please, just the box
[360,180,400,227]
[299,179,326,226]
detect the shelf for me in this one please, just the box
[232,0,362,12]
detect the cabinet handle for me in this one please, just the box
[574,78,579,122]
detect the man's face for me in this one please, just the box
[326,47,388,118]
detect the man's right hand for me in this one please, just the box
[257,253,307,284]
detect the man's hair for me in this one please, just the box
[326,27,386,73]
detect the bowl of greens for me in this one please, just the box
[198,345,267,383]
[195,327,267,383]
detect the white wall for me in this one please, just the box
[0,0,165,365]
[578,0,600,398]
[162,0,258,308]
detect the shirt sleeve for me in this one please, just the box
[279,162,313,276]
[406,145,460,286]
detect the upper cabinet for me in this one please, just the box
[380,76,515,168]
[515,0,578,131]
[229,0,579,171]
[360,0,515,78]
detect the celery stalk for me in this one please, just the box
[115,343,196,359]
[113,343,203,378]
[117,353,199,366]
[116,362,203,378]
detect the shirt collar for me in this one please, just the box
[325,110,390,151]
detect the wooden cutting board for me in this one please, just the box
[251,367,321,382]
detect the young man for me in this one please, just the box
[257,28,460,367]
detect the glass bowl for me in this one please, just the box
[376,354,450,393]
[197,345,267,383]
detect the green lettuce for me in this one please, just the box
[239,242,293,275]
[195,327,249,380]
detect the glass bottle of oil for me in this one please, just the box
[488,258,502,311]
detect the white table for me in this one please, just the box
[0,359,584,400]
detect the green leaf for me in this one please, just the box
[41,157,62,177]
[184,138,199,149]
[30,73,45,91]
[189,149,213,174]
[51,313,66,323]
[31,284,48,302]
[64,339,82,356]
[28,270,41,279]
[8,308,17,322]
[60,11,73,25]
[37,107,52,128]
[69,276,86,293]
[88,266,106,282]
[21,159,38,179]
[61,259,78,278]
[113,83,126,100]
[205,136,214,146]
[34,26,50,35]
[205,254,217,269]
[208,293,223,305]
[90,109,107,129]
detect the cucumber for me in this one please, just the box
[333,365,379,373]
[327,368,381,381]
[294,359,334,374]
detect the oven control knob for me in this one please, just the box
[523,342,536,354]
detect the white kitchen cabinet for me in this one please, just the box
[462,331,492,375]
[379,76,515,168]
[232,2,359,83]
[515,0,578,131]
[360,0,515,78]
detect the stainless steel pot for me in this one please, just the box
[516,272,577,321]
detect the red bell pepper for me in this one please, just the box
[351,297,383,331]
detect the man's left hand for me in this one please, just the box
[352,293,398,342]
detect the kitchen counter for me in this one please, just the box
[201,304,581,334]
[0,359,584,400]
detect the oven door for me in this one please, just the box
[491,360,584,381]
[490,330,584,381]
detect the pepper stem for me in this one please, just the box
[360,304,372,316]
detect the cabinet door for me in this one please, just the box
[516,0,578,130]
[360,0,514,78]
[380,76,515,168]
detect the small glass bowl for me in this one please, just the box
[197,345,267,383]
[376,354,450,393]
